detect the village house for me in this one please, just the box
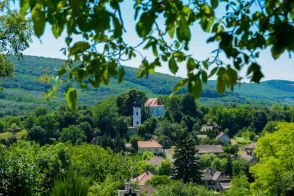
[240,154,257,164]
[138,140,163,154]
[202,168,231,192]
[145,155,165,166]
[132,171,157,196]
[245,143,256,156]
[196,145,224,154]
[215,132,231,145]
[144,98,165,118]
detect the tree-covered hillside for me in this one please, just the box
[0,55,293,116]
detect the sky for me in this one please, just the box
[23,1,293,81]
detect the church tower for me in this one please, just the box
[133,101,141,127]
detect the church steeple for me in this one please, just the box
[133,100,141,127]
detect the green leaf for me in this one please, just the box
[52,23,64,38]
[247,63,264,83]
[167,24,175,38]
[118,66,125,83]
[69,41,90,55]
[226,67,237,90]
[188,77,202,98]
[201,71,208,83]
[216,75,226,94]
[168,57,178,74]
[187,58,196,72]
[172,79,188,96]
[136,11,156,37]
[65,87,77,111]
[209,67,218,77]
[31,4,45,37]
[211,0,219,9]
[176,25,191,43]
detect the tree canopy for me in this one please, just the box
[17,0,294,110]
[250,122,294,195]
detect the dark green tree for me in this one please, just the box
[172,132,201,183]
[27,126,48,145]
[224,155,233,177]
[116,89,147,116]
[59,125,86,145]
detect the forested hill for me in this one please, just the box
[0,55,293,116]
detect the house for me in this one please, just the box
[245,143,256,156]
[132,171,157,196]
[202,168,231,192]
[145,98,165,118]
[138,141,163,154]
[118,183,141,196]
[133,171,154,186]
[215,132,230,145]
[240,154,257,164]
[196,145,224,154]
[145,155,165,166]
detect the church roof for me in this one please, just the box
[144,98,163,107]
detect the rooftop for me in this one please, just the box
[133,171,154,186]
[245,143,256,150]
[146,156,165,166]
[215,132,229,140]
[144,98,164,107]
[138,141,163,148]
[196,145,224,154]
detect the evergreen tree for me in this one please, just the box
[224,155,233,177]
[172,132,201,183]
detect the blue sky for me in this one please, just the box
[23,1,293,81]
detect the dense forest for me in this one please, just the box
[1,89,294,195]
[1,56,294,117]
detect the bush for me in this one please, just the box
[50,171,89,196]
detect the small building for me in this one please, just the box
[202,168,231,192]
[145,155,165,166]
[132,171,157,196]
[196,145,224,154]
[138,141,163,154]
[215,132,230,145]
[145,98,165,118]
[245,143,256,156]
[118,183,141,196]
[240,154,257,164]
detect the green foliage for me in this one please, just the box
[142,151,154,160]
[59,125,86,145]
[250,122,294,195]
[146,175,172,188]
[223,175,251,196]
[172,132,201,183]
[158,159,172,176]
[50,171,89,196]
[0,11,32,78]
[155,181,213,196]
[19,0,294,106]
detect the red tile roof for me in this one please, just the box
[138,141,163,148]
[144,98,163,107]
[133,171,154,186]
[146,156,165,166]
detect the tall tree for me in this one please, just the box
[172,131,201,184]
[250,122,294,195]
[116,89,147,117]
[0,11,32,78]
